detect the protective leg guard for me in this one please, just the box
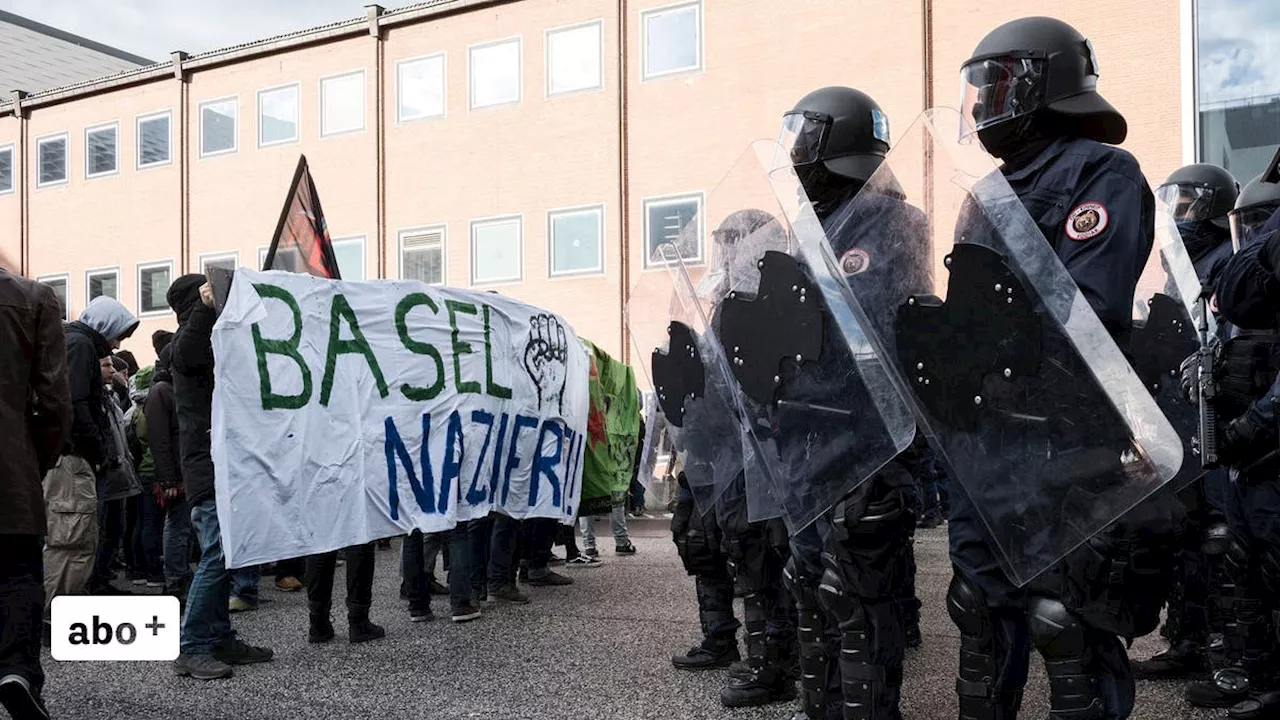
[947,574,1023,720]
[1027,596,1105,720]
[787,554,835,720]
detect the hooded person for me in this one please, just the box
[43,296,139,618]
[146,345,193,598]
[165,273,274,680]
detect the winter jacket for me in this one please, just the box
[168,274,217,506]
[64,297,138,467]
[146,348,183,503]
[0,268,72,535]
[127,365,156,479]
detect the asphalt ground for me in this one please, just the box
[39,518,1219,720]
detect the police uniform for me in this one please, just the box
[670,465,742,669]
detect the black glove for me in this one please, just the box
[1218,413,1275,469]
[1179,353,1198,406]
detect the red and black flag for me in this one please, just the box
[263,155,342,279]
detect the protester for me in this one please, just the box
[0,267,71,720]
[94,356,143,593]
[579,505,637,557]
[305,543,384,643]
[125,363,165,587]
[168,274,273,680]
[146,344,192,599]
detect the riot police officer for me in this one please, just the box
[950,17,1168,720]
[1133,163,1239,681]
[772,85,926,720]
[1186,158,1280,720]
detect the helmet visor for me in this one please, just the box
[1157,183,1220,224]
[777,111,831,169]
[1230,201,1280,252]
[960,55,1047,138]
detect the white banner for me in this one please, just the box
[211,270,589,568]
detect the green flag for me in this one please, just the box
[578,340,640,517]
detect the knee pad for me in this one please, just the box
[1027,597,1087,659]
[946,573,990,641]
[785,554,821,611]
[817,566,861,628]
[1028,596,1105,720]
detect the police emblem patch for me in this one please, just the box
[1065,202,1108,241]
[840,248,871,275]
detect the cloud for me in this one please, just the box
[0,0,391,62]
[1197,0,1280,106]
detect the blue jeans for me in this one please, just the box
[579,505,631,549]
[162,497,193,594]
[231,565,260,605]
[181,498,233,655]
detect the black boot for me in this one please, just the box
[672,640,739,670]
[348,613,386,643]
[1186,668,1254,708]
[1229,690,1280,720]
[720,638,798,708]
[308,614,335,644]
[1132,640,1210,680]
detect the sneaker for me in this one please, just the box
[486,584,531,605]
[173,653,234,680]
[309,616,335,644]
[410,608,435,623]
[349,618,386,643]
[228,596,256,613]
[212,638,274,665]
[1132,641,1210,680]
[527,570,574,586]
[615,543,638,555]
[145,575,165,588]
[673,643,740,670]
[0,674,50,719]
[128,570,147,586]
[452,605,483,623]
[274,576,303,592]
[566,556,602,569]
[584,547,599,558]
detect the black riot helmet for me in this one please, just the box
[1157,164,1239,230]
[779,87,890,218]
[961,17,1126,155]
[1229,177,1280,252]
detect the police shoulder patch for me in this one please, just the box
[840,248,871,275]
[1065,202,1109,241]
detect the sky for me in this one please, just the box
[0,0,407,61]
[1197,0,1280,106]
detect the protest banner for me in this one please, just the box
[210,270,590,568]
[578,340,641,517]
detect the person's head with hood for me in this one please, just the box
[78,296,140,350]
[154,345,173,383]
[152,329,174,357]
[166,273,208,325]
[131,364,156,403]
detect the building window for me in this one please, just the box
[469,38,522,109]
[546,21,603,96]
[549,205,604,276]
[332,236,366,281]
[200,252,239,275]
[642,1,702,79]
[258,84,300,147]
[471,216,522,284]
[0,145,13,193]
[86,268,119,303]
[199,98,238,157]
[321,71,365,136]
[400,227,445,285]
[257,246,270,270]
[137,111,171,168]
[137,261,173,316]
[36,134,67,187]
[37,274,69,320]
[398,54,446,122]
[1194,0,1280,181]
[85,123,119,178]
[643,194,702,267]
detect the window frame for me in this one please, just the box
[198,96,239,158]
[135,110,173,170]
[547,203,606,278]
[330,235,367,281]
[469,214,524,285]
[544,19,605,98]
[36,273,70,321]
[398,224,448,286]
[257,82,301,148]
[468,36,524,111]
[84,265,122,305]
[83,121,120,180]
[35,132,69,188]
[198,251,240,275]
[319,69,367,138]
[640,0,704,81]
[0,143,14,194]
[396,52,448,123]
[257,245,270,271]
[135,259,174,318]
[641,191,705,269]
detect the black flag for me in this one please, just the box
[263,155,342,279]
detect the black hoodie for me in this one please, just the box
[167,274,218,505]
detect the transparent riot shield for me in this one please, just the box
[666,141,916,530]
[766,108,1183,585]
[1129,201,1209,489]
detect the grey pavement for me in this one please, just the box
[42,519,1217,719]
